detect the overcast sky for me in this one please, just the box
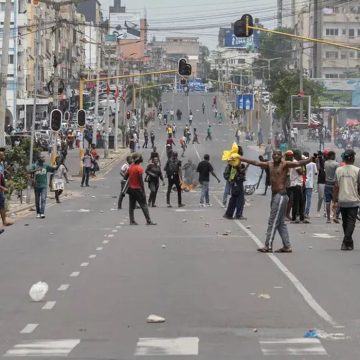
[100,0,296,49]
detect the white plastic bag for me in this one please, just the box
[29,281,48,302]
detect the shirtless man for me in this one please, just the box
[241,150,311,253]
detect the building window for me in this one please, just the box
[342,29,346,36]
[9,54,14,64]
[349,51,355,58]
[341,52,347,59]
[238,59,245,64]
[325,28,339,36]
[349,29,355,39]
[358,29,360,36]
[325,51,338,59]
[339,73,346,78]
[325,74,338,78]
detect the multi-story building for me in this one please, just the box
[296,1,360,79]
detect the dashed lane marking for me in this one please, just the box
[89,254,96,259]
[57,284,69,291]
[103,240,109,244]
[20,324,38,334]
[4,339,80,357]
[96,247,103,251]
[260,338,327,356]
[70,272,80,277]
[80,262,89,267]
[42,301,56,310]
[134,337,199,356]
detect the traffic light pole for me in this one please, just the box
[104,53,110,159]
[92,44,100,146]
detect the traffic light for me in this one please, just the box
[178,58,192,76]
[234,14,254,37]
[126,111,131,120]
[77,109,86,127]
[50,109,62,132]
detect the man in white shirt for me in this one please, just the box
[304,152,318,218]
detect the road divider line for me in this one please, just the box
[213,195,339,328]
[42,301,56,310]
[103,240,109,244]
[57,284,69,291]
[96,247,103,251]
[80,262,89,267]
[89,254,96,259]
[70,271,80,277]
[20,324,38,334]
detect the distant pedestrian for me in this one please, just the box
[143,129,149,148]
[81,149,93,187]
[324,151,339,223]
[52,155,69,203]
[192,128,199,144]
[127,153,156,225]
[197,154,220,207]
[150,130,155,148]
[205,125,212,141]
[118,155,132,209]
[164,152,184,208]
[304,152,317,218]
[333,149,360,250]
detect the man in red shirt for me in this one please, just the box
[127,152,156,225]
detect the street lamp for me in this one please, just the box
[257,57,282,81]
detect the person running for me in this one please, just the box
[197,154,220,207]
[143,129,149,148]
[149,146,160,163]
[184,126,191,144]
[192,128,200,144]
[205,125,212,141]
[333,149,360,250]
[180,135,187,157]
[52,156,69,203]
[81,149,93,187]
[146,157,165,207]
[118,155,132,209]
[127,153,156,225]
[164,152,185,208]
[324,151,339,223]
[240,150,311,253]
[150,130,155,149]
[189,110,193,126]
[30,154,57,219]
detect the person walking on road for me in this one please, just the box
[202,102,205,114]
[240,150,311,253]
[197,154,220,207]
[143,129,149,148]
[164,152,185,208]
[146,157,165,207]
[205,125,212,141]
[52,156,69,203]
[324,151,339,223]
[118,155,132,209]
[192,128,200,144]
[81,149,93,187]
[180,135,187,157]
[316,151,326,217]
[127,153,156,225]
[150,130,155,149]
[30,154,57,218]
[304,152,317,219]
[333,149,360,250]
[189,110,193,127]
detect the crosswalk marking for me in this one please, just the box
[57,284,69,291]
[4,339,80,357]
[260,338,327,356]
[42,301,56,310]
[19,324,38,334]
[135,337,199,356]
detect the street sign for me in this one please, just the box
[236,94,254,110]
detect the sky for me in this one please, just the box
[100,0,297,50]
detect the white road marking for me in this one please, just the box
[57,284,69,291]
[135,337,199,356]
[80,262,89,267]
[103,240,109,244]
[213,195,339,327]
[89,254,96,259]
[4,339,80,357]
[70,271,80,277]
[20,324,38,334]
[42,301,56,310]
[96,247,103,251]
[313,233,336,238]
[260,338,327,356]
[108,234,114,238]
[112,229,118,233]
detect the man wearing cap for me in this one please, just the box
[333,149,360,250]
[127,152,156,225]
[240,150,311,253]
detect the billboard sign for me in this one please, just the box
[224,30,259,49]
[236,94,254,110]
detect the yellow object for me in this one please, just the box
[222,142,239,161]
[228,153,241,167]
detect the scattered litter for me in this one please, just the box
[78,209,90,213]
[110,208,117,211]
[146,314,166,323]
[49,232,55,235]
[100,210,104,213]
[273,286,283,289]
[29,281,48,302]
[257,293,271,300]
[250,292,256,296]
[308,246,313,249]
[253,328,258,333]
[182,219,188,223]
[304,329,318,338]
[205,223,210,226]
[78,328,86,332]
[24,223,29,226]
[162,245,166,249]
[246,225,251,229]
[222,232,230,236]
[91,196,96,198]
[301,231,306,234]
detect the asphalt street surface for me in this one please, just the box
[1,93,359,359]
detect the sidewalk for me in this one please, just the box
[6,147,128,217]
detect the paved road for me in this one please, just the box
[0,92,359,359]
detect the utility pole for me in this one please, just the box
[313,0,320,78]
[0,0,13,146]
[104,51,110,159]
[92,44,100,146]
[277,0,283,28]
[299,42,304,124]
[114,63,119,151]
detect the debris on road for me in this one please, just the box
[304,329,318,338]
[182,219,188,223]
[253,328,258,333]
[162,245,166,249]
[29,281,48,302]
[257,293,271,300]
[205,222,210,226]
[246,225,251,229]
[146,314,166,323]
